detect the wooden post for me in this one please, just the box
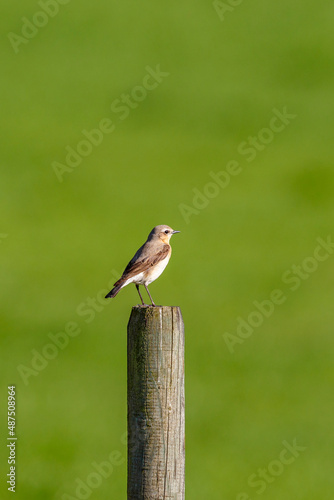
[127,305,185,500]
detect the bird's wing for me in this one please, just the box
[113,244,170,286]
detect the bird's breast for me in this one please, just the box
[143,254,171,285]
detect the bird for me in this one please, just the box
[105,225,180,306]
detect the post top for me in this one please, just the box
[129,305,183,324]
[131,305,180,310]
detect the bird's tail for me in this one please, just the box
[105,282,123,299]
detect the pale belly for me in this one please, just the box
[144,255,171,285]
[123,255,170,287]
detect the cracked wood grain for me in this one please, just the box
[127,306,185,500]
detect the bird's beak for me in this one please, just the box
[172,230,180,234]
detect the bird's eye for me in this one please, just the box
[164,230,169,234]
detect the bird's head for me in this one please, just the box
[148,225,180,244]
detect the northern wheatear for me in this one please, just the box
[105,225,180,306]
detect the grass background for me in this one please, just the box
[1,0,334,498]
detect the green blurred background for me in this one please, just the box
[1,1,334,498]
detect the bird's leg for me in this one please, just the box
[136,284,146,306]
[144,285,156,306]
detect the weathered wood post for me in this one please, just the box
[127,305,185,500]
